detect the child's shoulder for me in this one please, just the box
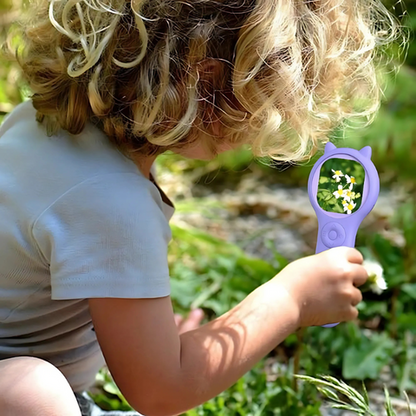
[0,100,171,221]
[0,101,140,187]
[0,100,135,174]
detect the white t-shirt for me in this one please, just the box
[0,101,174,392]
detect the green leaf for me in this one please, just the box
[331,404,367,413]
[384,385,397,416]
[103,381,121,396]
[397,313,416,334]
[343,333,395,380]
[316,386,341,402]
[402,284,416,300]
[362,381,370,406]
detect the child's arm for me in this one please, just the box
[89,247,367,416]
[89,283,298,416]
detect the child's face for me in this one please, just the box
[172,136,240,160]
[171,116,243,160]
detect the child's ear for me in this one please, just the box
[197,59,225,136]
[197,58,226,94]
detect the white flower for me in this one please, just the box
[345,175,357,190]
[343,200,356,214]
[333,185,346,199]
[332,169,344,182]
[362,260,387,295]
[344,189,361,202]
[342,199,348,206]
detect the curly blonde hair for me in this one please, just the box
[12,0,401,161]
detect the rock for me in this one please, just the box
[167,182,403,262]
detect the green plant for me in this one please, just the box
[317,158,364,214]
[297,375,414,416]
[92,362,323,416]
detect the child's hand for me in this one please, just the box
[272,247,368,327]
[174,309,204,334]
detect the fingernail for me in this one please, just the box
[191,308,204,318]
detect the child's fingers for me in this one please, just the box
[174,314,183,327]
[345,247,364,264]
[350,287,363,307]
[351,264,369,287]
[178,309,204,334]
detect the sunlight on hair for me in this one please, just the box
[12,0,406,160]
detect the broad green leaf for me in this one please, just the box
[103,381,121,396]
[397,313,416,334]
[402,284,416,300]
[343,333,395,380]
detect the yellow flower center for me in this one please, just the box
[348,204,354,210]
[351,177,356,183]
[337,189,343,195]
[335,171,341,175]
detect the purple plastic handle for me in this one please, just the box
[307,142,380,328]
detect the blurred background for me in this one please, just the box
[0,0,415,414]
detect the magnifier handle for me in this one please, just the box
[315,222,358,255]
[316,224,358,328]
[322,322,339,328]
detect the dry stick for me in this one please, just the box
[293,327,306,392]
[390,286,400,339]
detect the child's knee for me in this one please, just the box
[0,357,81,416]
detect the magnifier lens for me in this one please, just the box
[317,158,365,214]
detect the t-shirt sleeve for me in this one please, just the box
[32,173,172,300]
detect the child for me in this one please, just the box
[0,0,399,415]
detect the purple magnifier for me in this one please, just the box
[308,142,380,327]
